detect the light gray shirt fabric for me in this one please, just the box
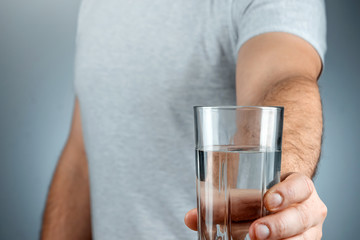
[74,0,326,239]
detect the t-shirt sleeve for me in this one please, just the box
[232,0,327,63]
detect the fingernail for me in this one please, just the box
[267,193,283,209]
[255,224,270,239]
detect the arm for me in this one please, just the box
[236,32,322,178]
[41,98,92,240]
[185,32,327,239]
[236,33,327,240]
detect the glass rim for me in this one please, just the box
[193,105,284,111]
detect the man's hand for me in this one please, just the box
[184,172,327,240]
[248,173,327,240]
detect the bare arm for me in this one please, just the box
[236,32,323,178]
[236,33,327,240]
[185,33,327,239]
[41,98,92,240]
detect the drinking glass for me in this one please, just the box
[194,106,284,240]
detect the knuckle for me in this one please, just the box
[320,202,328,219]
[272,215,287,237]
[302,175,314,196]
[295,205,310,231]
[283,182,296,201]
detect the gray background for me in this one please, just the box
[0,0,359,239]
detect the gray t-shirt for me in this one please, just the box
[74,0,326,239]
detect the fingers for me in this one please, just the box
[249,206,310,239]
[281,225,323,240]
[186,172,328,239]
[184,208,197,231]
[264,173,314,212]
[248,173,327,239]
[248,193,326,240]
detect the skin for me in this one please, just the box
[41,99,92,240]
[41,32,327,239]
[184,32,327,239]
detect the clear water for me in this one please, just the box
[196,146,281,240]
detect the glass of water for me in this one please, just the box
[193,106,284,240]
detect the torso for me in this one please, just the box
[75,0,238,238]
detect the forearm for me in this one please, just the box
[235,33,323,179]
[41,140,92,240]
[253,77,323,178]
